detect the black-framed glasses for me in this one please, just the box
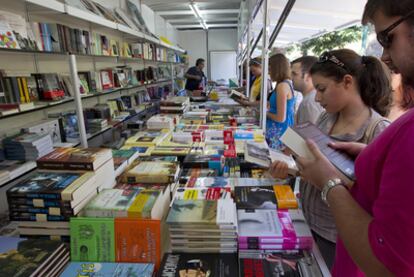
[318,52,349,72]
[377,10,414,49]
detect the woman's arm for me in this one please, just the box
[267,83,289,122]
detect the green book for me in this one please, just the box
[70,217,115,262]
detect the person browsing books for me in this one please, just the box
[291,56,325,125]
[235,57,272,108]
[290,1,414,276]
[185,58,214,95]
[265,54,296,150]
[269,49,392,269]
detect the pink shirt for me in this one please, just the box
[332,108,414,277]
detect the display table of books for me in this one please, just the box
[0,89,331,276]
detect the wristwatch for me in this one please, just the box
[321,178,345,206]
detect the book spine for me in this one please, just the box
[17,77,26,103]
[10,214,68,222]
[8,77,21,103]
[37,161,95,171]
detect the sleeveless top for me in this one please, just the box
[265,80,296,150]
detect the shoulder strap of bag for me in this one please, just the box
[365,117,390,143]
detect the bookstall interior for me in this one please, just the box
[0,0,370,276]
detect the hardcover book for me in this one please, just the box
[157,253,238,277]
[70,217,115,262]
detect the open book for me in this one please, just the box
[280,122,355,180]
[244,141,298,175]
[229,90,248,101]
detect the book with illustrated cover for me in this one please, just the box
[60,262,154,277]
[237,209,313,248]
[0,236,66,276]
[122,161,179,184]
[174,187,232,200]
[239,251,323,277]
[127,189,161,219]
[151,146,191,156]
[70,217,115,262]
[37,147,112,171]
[120,146,153,157]
[281,122,355,180]
[229,89,248,101]
[7,171,95,201]
[115,218,161,269]
[234,186,278,210]
[125,129,170,147]
[166,199,237,227]
[83,189,142,218]
[157,253,238,277]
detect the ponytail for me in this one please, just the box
[310,49,392,116]
[359,56,392,116]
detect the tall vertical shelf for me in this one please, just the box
[0,0,187,142]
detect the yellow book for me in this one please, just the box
[22,77,31,103]
[274,185,298,209]
[128,192,150,218]
[17,77,26,103]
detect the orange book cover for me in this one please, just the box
[274,185,298,209]
[115,218,161,269]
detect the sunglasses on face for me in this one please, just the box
[318,52,349,72]
[377,10,414,49]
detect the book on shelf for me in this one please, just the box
[36,147,113,171]
[33,74,66,100]
[280,122,355,180]
[60,262,154,277]
[70,217,115,262]
[0,236,69,276]
[157,253,238,277]
[115,218,162,268]
[3,132,54,160]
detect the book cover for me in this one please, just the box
[166,199,236,226]
[84,189,141,218]
[157,253,238,277]
[234,186,277,210]
[115,218,161,269]
[0,236,65,276]
[174,187,231,200]
[60,262,154,277]
[128,189,160,218]
[122,161,177,184]
[281,122,355,180]
[7,171,82,200]
[274,185,298,209]
[70,217,115,262]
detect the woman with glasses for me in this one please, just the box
[293,0,414,276]
[269,49,392,269]
[265,53,296,150]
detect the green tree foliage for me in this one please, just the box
[287,26,363,56]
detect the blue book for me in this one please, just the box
[60,262,154,277]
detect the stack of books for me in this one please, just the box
[6,170,96,239]
[82,186,170,220]
[166,199,238,253]
[36,147,116,191]
[0,237,69,277]
[3,133,54,160]
[147,114,176,130]
[180,111,209,125]
[120,160,180,184]
[87,118,108,133]
[112,149,140,177]
[160,96,190,114]
[0,160,36,185]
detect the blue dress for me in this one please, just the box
[266,80,296,150]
